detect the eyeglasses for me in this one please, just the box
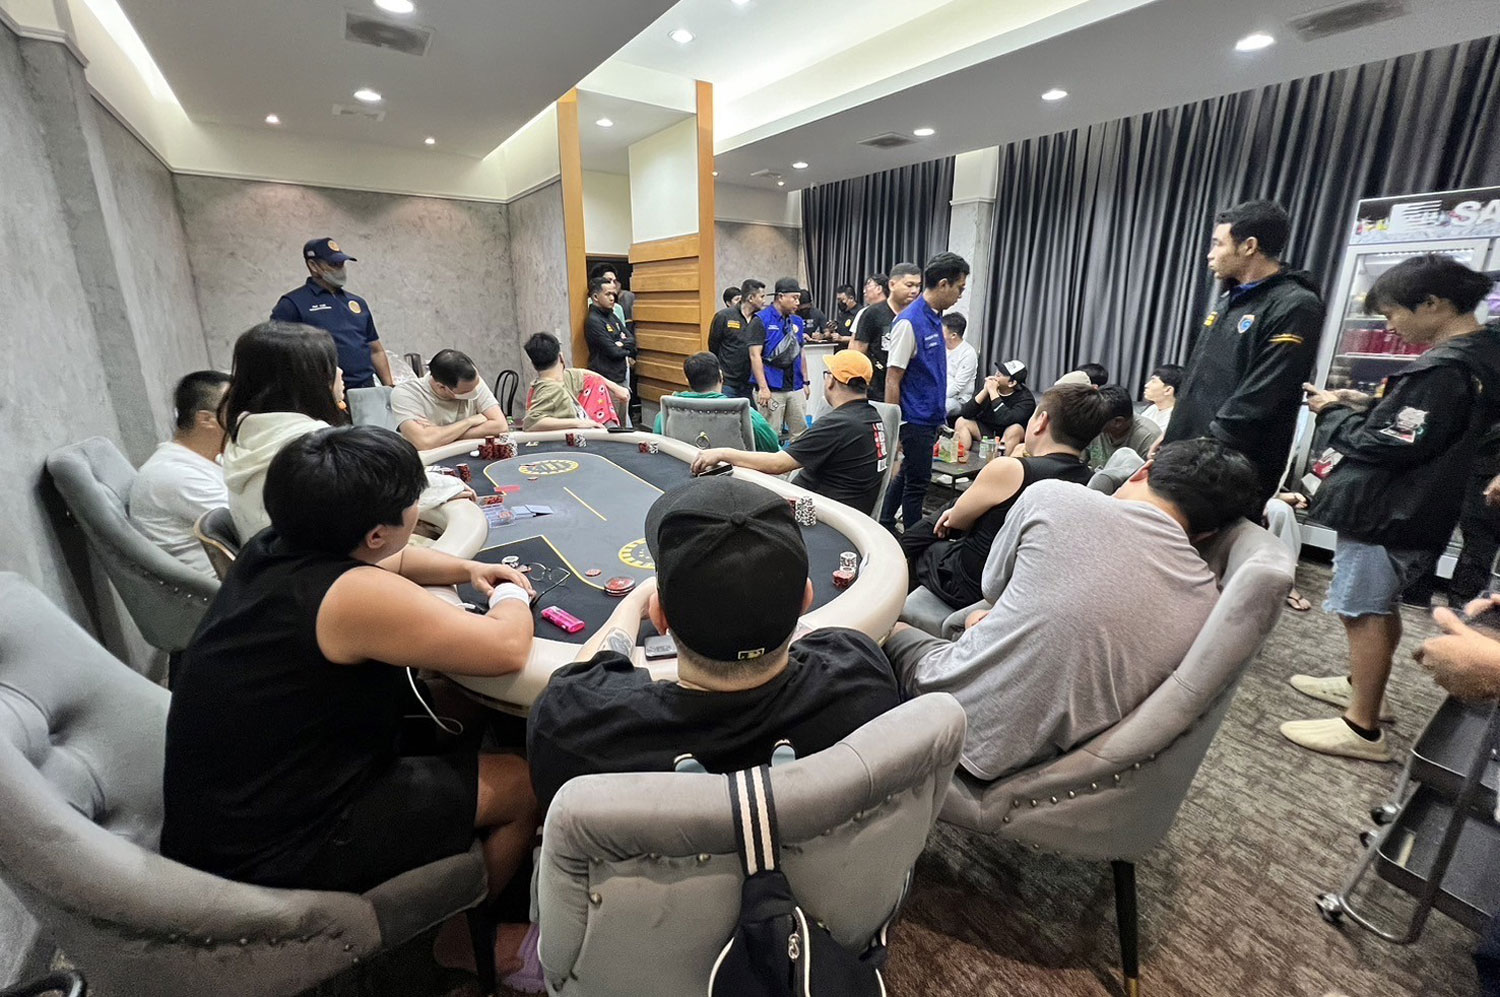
[523,563,572,604]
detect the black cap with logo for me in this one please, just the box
[645,476,808,662]
[303,237,356,265]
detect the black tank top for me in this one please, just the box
[161,531,404,886]
[930,452,1092,604]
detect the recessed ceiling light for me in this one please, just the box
[777,180,786,187]
[264,113,280,125]
[1041,88,1068,101]
[353,88,383,103]
[792,161,808,169]
[669,28,694,44]
[596,117,614,128]
[730,0,751,5]
[1235,32,1274,51]
[712,170,718,177]
[424,136,435,145]
[913,127,935,137]
[374,0,414,13]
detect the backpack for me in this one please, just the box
[707,765,890,997]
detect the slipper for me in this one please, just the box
[1286,592,1312,612]
[500,922,546,994]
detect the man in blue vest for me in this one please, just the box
[880,252,970,532]
[748,277,810,441]
[271,238,393,390]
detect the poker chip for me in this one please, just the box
[604,576,636,597]
[584,568,602,577]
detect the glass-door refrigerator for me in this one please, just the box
[1295,186,1500,577]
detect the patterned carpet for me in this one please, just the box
[320,557,1482,997]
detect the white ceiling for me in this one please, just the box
[112,0,679,159]
[577,91,693,174]
[709,0,1500,191]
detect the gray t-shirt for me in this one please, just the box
[1085,414,1162,470]
[902,480,1219,781]
[390,374,499,429]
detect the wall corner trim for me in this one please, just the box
[1,8,88,67]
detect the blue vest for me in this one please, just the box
[756,304,805,392]
[895,297,948,426]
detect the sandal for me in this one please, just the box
[1286,590,1312,612]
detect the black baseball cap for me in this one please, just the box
[645,476,808,662]
[773,277,800,296]
[303,237,356,265]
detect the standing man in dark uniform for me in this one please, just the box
[1161,201,1324,505]
[271,238,393,390]
[854,263,921,401]
[708,278,765,400]
[831,284,860,346]
[583,276,632,424]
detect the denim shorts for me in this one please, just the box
[1324,537,1437,618]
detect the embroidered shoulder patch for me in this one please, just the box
[1377,406,1427,444]
[1237,314,1255,334]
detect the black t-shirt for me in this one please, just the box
[854,303,895,396]
[161,532,404,885]
[526,628,900,812]
[918,452,1092,607]
[786,399,886,513]
[708,305,755,388]
[960,383,1036,436]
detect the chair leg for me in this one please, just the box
[1112,860,1140,997]
[467,906,497,997]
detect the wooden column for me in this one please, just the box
[557,89,589,364]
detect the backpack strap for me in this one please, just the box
[726,765,781,878]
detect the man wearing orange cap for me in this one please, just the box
[692,350,888,514]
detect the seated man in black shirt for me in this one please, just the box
[526,475,901,813]
[903,383,1111,609]
[161,426,542,985]
[690,350,887,514]
[954,359,1036,454]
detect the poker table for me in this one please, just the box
[419,429,905,713]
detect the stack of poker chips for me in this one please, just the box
[565,432,588,448]
[833,550,858,590]
[455,462,472,483]
[637,441,660,454]
[497,434,517,460]
[479,436,498,460]
[793,496,816,527]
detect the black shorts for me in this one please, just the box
[301,752,479,894]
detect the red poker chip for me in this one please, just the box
[584,569,602,577]
[604,576,636,596]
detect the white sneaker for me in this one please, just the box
[1288,674,1394,722]
[1280,717,1393,762]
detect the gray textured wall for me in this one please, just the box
[93,103,210,432]
[715,220,803,299]
[174,177,521,383]
[507,180,571,365]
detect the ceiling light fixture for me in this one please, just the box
[424,136,435,145]
[669,28,694,44]
[353,87,383,103]
[1041,88,1068,101]
[596,117,614,127]
[712,170,718,177]
[730,0,751,5]
[374,0,415,13]
[1235,31,1275,51]
[913,127,935,137]
[264,113,280,125]
[792,161,808,169]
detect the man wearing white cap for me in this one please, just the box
[954,359,1034,454]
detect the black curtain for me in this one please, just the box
[803,157,955,313]
[982,34,1500,391]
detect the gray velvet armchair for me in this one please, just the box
[44,438,217,676]
[536,693,967,996]
[938,518,1294,995]
[658,394,755,450]
[0,572,489,997]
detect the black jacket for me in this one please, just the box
[584,304,632,385]
[1309,326,1500,551]
[707,305,754,388]
[1164,269,1325,495]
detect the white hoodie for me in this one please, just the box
[224,412,466,542]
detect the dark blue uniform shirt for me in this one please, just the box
[270,278,381,388]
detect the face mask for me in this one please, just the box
[320,265,347,288]
[450,386,480,400]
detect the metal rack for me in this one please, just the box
[1318,697,1500,943]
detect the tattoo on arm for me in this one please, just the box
[603,627,635,658]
